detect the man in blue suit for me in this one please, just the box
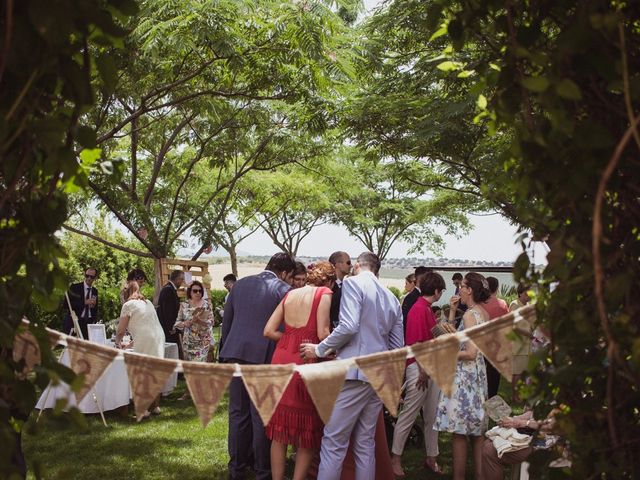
[300,251,404,480]
[220,252,295,480]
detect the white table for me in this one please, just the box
[36,343,179,414]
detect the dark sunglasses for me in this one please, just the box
[191,289,203,294]
[85,274,96,279]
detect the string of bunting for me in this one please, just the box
[15,305,536,427]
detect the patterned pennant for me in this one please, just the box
[182,362,236,427]
[466,314,518,380]
[411,334,461,397]
[355,348,409,417]
[298,359,351,423]
[13,328,42,374]
[124,353,177,421]
[66,337,118,402]
[240,364,294,426]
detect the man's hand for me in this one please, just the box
[416,370,429,390]
[300,343,319,361]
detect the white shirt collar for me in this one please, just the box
[169,281,177,290]
[83,282,92,290]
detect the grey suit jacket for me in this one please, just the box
[219,270,291,364]
[316,270,404,381]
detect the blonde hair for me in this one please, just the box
[121,280,146,302]
[306,261,336,286]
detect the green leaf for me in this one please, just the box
[436,61,460,72]
[77,126,97,148]
[96,55,118,95]
[429,25,448,42]
[555,78,582,100]
[477,94,487,109]
[79,148,102,166]
[457,70,475,78]
[521,76,550,92]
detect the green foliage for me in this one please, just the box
[388,286,401,300]
[0,0,136,475]
[363,0,640,476]
[209,289,228,325]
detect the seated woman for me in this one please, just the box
[483,411,559,479]
[263,261,334,480]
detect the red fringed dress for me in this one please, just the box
[266,286,332,449]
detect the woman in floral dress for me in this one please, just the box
[173,280,214,364]
[435,272,490,480]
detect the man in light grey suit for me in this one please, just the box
[300,251,404,480]
[220,252,296,480]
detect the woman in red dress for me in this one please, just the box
[263,261,335,480]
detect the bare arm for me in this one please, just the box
[458,311,479,361]
[263,301,284,342]
[115,315,130,348]
[316,294,331,341]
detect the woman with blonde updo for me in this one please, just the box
[263,261,336,480]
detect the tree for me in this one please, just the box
[329,154,469,261]
[0,0,136,475]
[67,0,354,291]
[365,0,640,475]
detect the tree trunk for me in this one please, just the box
[153,257,163,304]
[229,246,238,278]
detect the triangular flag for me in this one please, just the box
[355,348,409,417]
[66,337,118,402]
[298,359,351,423]
[124,353,177,421]
[411,334,461,397]
[182,362,236,427]
[13,328,42,374]
[466,315,517,380]
[240,364,294,426]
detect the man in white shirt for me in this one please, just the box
[301,252,404,479]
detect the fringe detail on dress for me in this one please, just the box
[266,404,324,449]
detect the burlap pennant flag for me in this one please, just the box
[355,348,409,417]
[411,334,461,397]
[124,353,177,421]
[13,328,42,374]
[298,359,351,423]
[182,362,236,427]
[240,364,294,426]
[466,313,518,380]
[66,337,118,402]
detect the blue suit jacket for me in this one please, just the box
[316,270,404,381]
[219,270,291,364]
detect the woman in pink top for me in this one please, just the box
[391,272,446,476]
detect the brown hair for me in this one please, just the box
[464,272,491,303]
[306,261,336,286]
[122,281,146,302]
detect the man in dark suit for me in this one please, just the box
[328,251,352,329]
[401,266,431,332]
[156,269,185,344]
[220,252,295,480]
[63,267,99,339]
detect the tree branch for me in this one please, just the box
[62,224,154,258]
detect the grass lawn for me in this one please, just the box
[24,380,516,479]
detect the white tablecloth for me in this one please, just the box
[36,343,179,414]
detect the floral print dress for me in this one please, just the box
[434,308,488,435]
[174,301,214,362]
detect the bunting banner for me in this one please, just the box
[124,353,178,421]
[183,362,236,427]
[240,364,294,426]
[66,337,118,402]
[410,334,461,397]
[355,348,409,417]
[298,359,351,423]
[13,328,42,375]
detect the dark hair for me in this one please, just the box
[293,261,307,276]
[169,269,184,281]
[414,266,430,277]
[356,251,381,275]
[405,273,416,283]
[187,280,205,299]
[486,276,499,294]
[419,271,446,295]
[265,252,296,274]
[85,267,98,276]
[452,272,463,281]
[127,268,147,282]
[328,251,349,265]
[223,273,236,282]
[464,272,491,303]
[516,283,530,295]
[432,305,442,314]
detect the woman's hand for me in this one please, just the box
[450,295,460,308]
[415,370,429,390]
